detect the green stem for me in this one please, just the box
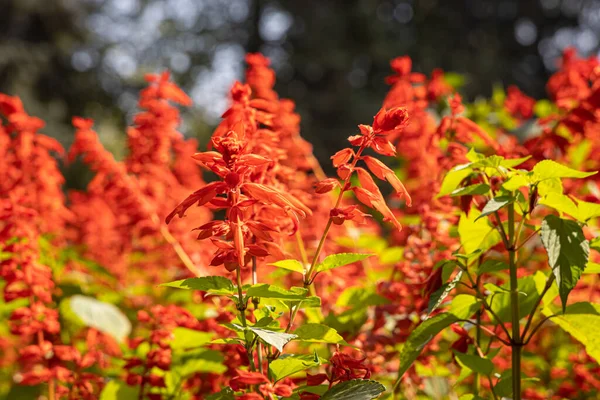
[507,203,522,400]
[236,267,256,372]
[474,310,482,395]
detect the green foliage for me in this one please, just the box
[170,328,213,350]
[450,184,490,197]
[269,353,322,382]
[161,276,236,295]
[314,253,373,273]
[540,215,590,310]
[427,270,463,315]
[320,379,385,400]
[270,259,306,274]
[532,160,597,182]
[543,302,600,363]
[475,195,514,221]
[458,209,501,254]
[293,323,346,344]
[397,295,482,380]
[100,380,140,400]
[205,387,236,400]
[245,284,309,301]
[454,352,494,376]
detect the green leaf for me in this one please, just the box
[247,326,297,352]
[438,168,473,197]
[532,160,597,182]
[576,199,600,222]
[298,296,322,308]
[205,387,236,400]
[459,395,486,400]
[487,275,545,322]
[450,184,490,197]
[269,353,322,382]
[591,237,600,252]
[537,178,563,199]
[585,262,600,274]
[293,323,345,344]
[458,210,502,254]
[494,373,539,398]
[502,174,529,191]
[245,284,308,301]
[477,259,508,276]
[539,193,600,222]
[320,379,385,400]
[427,271,463,315]
[448,294,482,319]
[270,259,305,274]
[541,215,590,310]
[161,276,235,295]
[475,195,514,221]
[543,302,600,363]
[170,328,213,350]
[397,313,459,379]
[100,380,140,400]
[315,253,373,273]
[173,348,226,377]
[454,352,494,376]
[539,193,579,219]
[500,156,531,168]
[69,295,131,342]
[398,295,481,379]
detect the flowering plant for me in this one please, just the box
[1,50,600,400]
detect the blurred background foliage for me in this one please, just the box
[0,0,597,172]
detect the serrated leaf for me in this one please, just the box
[293,323,345,344]
[454,352,494,376]
[161,276,235,295]
[269,353,322,382]
[533,160,597,182]
[270,259,305,274]
[475,195,514,221]
[450,184,490,197]
[171,328,213,350]
[320,379,385,400]
[315,253,373,273]
[245,284,308,301]
[541,215,590,310]
[69,295,131,342]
